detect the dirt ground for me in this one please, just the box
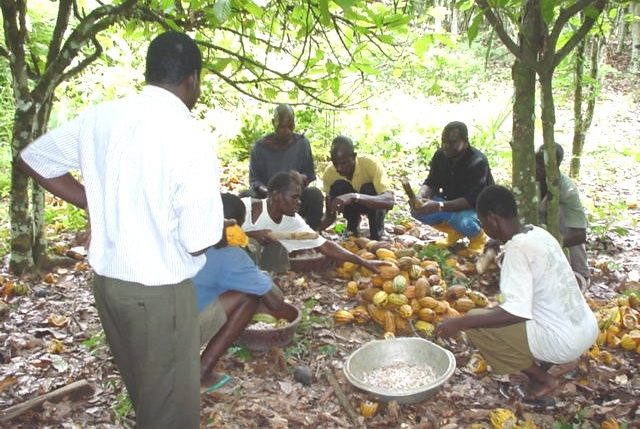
[0,58,639,429]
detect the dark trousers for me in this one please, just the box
[329,180,386,240]
[242,186,324,230]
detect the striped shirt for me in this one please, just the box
[21,86,223,285]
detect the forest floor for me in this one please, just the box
[0,62,639,428]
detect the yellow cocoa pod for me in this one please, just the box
[382,280,395,294]
[342,241,359,253]
[383,310,396,334]
[620,334,637,351]
[375,248,396,260]
[414,320,435,337]
[414,277,430,299]
[467,290,489,307]
[453,297,476,312]
[333,310,354,325]
[596,330,607,347]
[379,264,400,280]
[490,408,517,429]
[398,304,413,319]
[588,344,600,359]
[445,285,467,300]
[365,240,380,251]
[388,293,409,307]
[351,305,370,324]
[434,300,450,314]
[409,264,423,280]
[360,401,379,418]
[359,251,376,260]
[370,241,392,253]
[419,296,438,309]
[467,353,487,374]
[341,261,358,273]
[600,418,620,429]
[410,298,422,313]
[418,307,436,322]
[373,290,389,308]
[225,224,250,247]
[345,281,359,298]
[367,304,386,325]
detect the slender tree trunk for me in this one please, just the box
[571,36,601,179]
[510,0,540,225]
[616,6,628,54]
[450,4,458,35]
[539,70,561,242]
[631,3,640,72]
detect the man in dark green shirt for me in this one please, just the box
[247,104,323,229]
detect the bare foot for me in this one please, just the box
[548,360,579,378]
[526,378,558,398]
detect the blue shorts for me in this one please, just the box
[193,247,273,312]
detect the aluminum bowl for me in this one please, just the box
[235,302,301,352]
[343,337,456,404]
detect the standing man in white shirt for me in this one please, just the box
[436,185,597,406]
[18,32,222,428]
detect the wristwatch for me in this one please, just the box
[438,201,444,211]
[354,193,360,203]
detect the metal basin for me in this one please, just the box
[343,337,456,404]
[235,302,301,352]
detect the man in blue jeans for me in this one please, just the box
[411,121,494,254]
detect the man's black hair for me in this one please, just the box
[267,171,302,196]
[273,104,295,127]
[536,143,565,166]
[221,193,246,226]
[145,31,202,85]
[330,135,355,159]
[442,121,469,143]
[477,185,518,218]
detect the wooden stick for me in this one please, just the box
[323,368,361,427]
[0,379,94,422]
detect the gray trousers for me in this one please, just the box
[93,275,200,429]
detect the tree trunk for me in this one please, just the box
[571,36,600,179]
[616,6,628,54]
[450,3,458,35]
[9,106,36,275]
[631,3,640,73]
[511,58,538,225]
[510,0,540,225]
[538,71,561,243]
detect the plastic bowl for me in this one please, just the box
[236,302,301,352]
[343,337,456,404]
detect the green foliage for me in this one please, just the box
[229,345,252,361]
[44,201,88,234]
[81,330,107,354]
[112,390,133,426]
[588,199,631,239]
[221,115,268,162]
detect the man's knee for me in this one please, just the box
[450,212,481,237]
[329,180,355,198]
[359,182,378,196]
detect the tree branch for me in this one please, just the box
[548,0,593,49]
[474,0,522,59]
[552,0,606,68]
[47,0,73,67]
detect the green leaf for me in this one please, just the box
[319,0,331,26]
[467,12,483,45]
[263,87,278,101]
[353,62,378,75]
[209,58,232,72]
[413,34,432,58]
[240,0,264,18]
[334,0,356,12]
[540,0,556,24]
[212,0,232,24]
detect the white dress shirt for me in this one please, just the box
[22,86,223,285]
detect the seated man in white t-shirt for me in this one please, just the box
[436,185,597,405]
[242,171,386,274]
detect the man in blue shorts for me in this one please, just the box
[194,194,284,391]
